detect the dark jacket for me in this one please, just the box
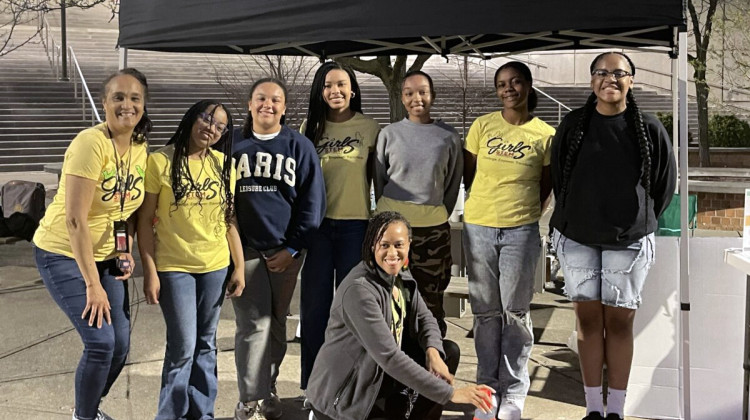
[232,125,326,251]
[550,108,677,244]
[307,261,454,420]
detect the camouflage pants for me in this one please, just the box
[409,222,452,337]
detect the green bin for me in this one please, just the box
[656,194,697,236]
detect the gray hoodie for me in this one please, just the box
[307,261,454,420]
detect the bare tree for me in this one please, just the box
[432,55,495,138]
[0,0,111,57]
[211,54,318,129]
[335,54,430,122]
[688,0,719,167]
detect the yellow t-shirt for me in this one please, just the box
[303,113,380,220]
[34,124,148,261]
[144,145,235,273]
[464,112,555,228]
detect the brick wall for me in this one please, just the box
[695,191,745,231]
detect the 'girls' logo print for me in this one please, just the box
[101,171,143,202]
[316,134,362,155]
[183,178,220,200]
[486,136,531,160]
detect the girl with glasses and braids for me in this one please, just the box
[306,211,494,420]
[299,62,381,398]
[137,100,244,420]
[462,61,555,420]
[549,52,676,420]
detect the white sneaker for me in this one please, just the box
[260,393,283,420]
[235,401,266,420]
[497,399,522,420]
[72,409,115,420]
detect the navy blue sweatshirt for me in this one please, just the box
[232,125,326,251]
[550,108,676,245]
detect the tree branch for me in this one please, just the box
[408,54,431,73]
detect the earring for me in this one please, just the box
[350,92,356,98]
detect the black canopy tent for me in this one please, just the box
[119,2,695,418]
[118,0,684,58]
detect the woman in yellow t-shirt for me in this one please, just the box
[299,62,380,395]
[137,100,244,420]
[32,68,152,420]
[462,61,555,420]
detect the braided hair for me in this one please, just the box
[558,52,653,227]
[166,100,235,227]
[361,211,412,270]
[304,62,363,144]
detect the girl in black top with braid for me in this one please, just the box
[549,52,676,420]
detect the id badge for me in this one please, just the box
[114,220,129,253]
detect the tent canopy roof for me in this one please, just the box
[118,0,686,58]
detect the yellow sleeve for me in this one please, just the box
[543,134,554,166]
[299,119,308,135]
[230,164,237,195]
[465,118,482,155]
[64,130,107,181]
[145,152,166,194]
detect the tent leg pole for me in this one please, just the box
[119,47,128,69]
[677,28,691,420]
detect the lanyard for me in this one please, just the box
[107,124,132,219]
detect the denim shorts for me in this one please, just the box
[552,230,655,309]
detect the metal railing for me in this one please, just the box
[534,86,572,124]
[69,47,102,124]
[37,12,101,124]
[39,14,62,79]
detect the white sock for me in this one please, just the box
[584,385,604,415]
[607,388,626,418]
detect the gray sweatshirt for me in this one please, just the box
[375,118,463,213]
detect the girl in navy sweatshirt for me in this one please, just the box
[231,78,325,420]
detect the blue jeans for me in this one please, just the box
[156,268,228,420]
[552,230,655,309]
[300,218,367,389]
[33,246,130,420]
[463,222,541,407]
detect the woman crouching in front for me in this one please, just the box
[306,211,494,420]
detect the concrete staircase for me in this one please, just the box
[0,5,698,172]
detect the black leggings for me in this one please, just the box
[312,339,460,420]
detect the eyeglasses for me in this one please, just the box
[198,112,228,135]
[591,69,632,80]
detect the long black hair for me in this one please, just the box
[241,77,288,139]
[304,61,362,144]
[494,61,538,113]
[166,100,235,226]
[100,67,153,144]
[361,211,412,271]
[558,52,652,223]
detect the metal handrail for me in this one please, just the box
[39,14,62,79]
[534,86,572,124]
[69,47,102,124]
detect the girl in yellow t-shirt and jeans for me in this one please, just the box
[32,68,152,420]
[462,61,555,420]
[137,100,245,420]
[299,62,380,394]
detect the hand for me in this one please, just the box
[266,249,294,273]
[225,269,245,298]
[450,385,495,413]
[143,271,160,305]
[82,283,111,328]
[425,347,453,385]
[115,253,135,281]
